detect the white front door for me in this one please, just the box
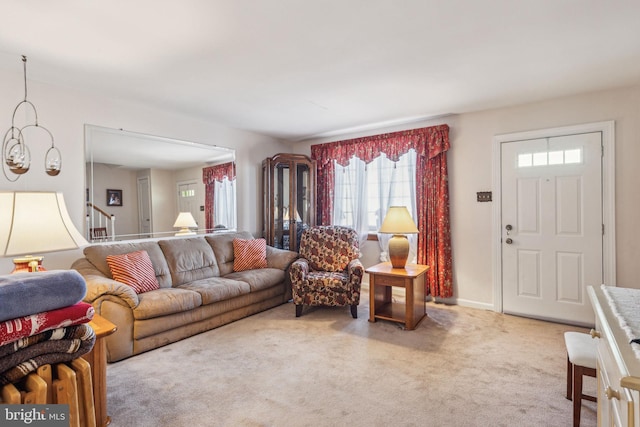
[177,181,199,229]
[501,132,602,325]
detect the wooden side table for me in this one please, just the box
[83,314,117,427]
[366,262,429,330]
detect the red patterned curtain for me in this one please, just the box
[202,162,236,231]
[310,125,452,297]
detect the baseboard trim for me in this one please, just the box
[426,296,494,311]
[363,278,495,312]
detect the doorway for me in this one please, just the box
[137,176,152,238]
[177,180,200,230]
[493,121,615,326]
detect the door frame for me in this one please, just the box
[492,121,616,314]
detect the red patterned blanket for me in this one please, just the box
[0,302,94,347]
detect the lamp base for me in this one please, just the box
[175,228,196,236]
[12,255,46,273]
[388,235,410,268]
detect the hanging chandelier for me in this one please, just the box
[2,55,62,181]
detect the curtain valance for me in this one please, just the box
[311,124,449,167]
[202,162,236,185]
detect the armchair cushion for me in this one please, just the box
[299,226,360,272]
[306,271,348,292]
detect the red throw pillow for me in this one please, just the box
[106,250,160,294]
[233,238,268,272]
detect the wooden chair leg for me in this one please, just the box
[350,305,357,319]
[295,305,303,317]
[573,365,584,427]
[582,367,597,402]
[566,356,573,400]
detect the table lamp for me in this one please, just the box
[0,191,88,273]
[173,212,198,236]
[378,206,419,268]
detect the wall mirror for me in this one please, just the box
[85,124,236,242]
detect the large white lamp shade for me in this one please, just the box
[0,192,88,272]
[173,212,198,236]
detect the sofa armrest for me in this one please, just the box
[266,246,299,270]
[84,276,140,309]
[72,258,140,309]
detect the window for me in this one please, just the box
[333,149,417,234]
[517,148,583,168]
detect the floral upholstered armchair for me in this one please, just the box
[289,225,364,318]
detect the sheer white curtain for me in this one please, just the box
[332,150,418,259]
[333,157,369,246]
[213,178,237,230]
[374,150,417,263]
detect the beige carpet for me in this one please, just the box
[106,294,596,427]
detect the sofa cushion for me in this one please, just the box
[133,288,202,320]
[223,268,285,292]
[106,250,161,294]
[233,238,267,272]
[159,237,220,286]
[84,241,173,288]
[177,277,251,305]
[206,231,253,276]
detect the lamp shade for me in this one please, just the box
[173,212,198,236]
[173,212,198,228]
[0,191,88,257]
[378,206,419,234]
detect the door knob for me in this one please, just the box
[505,238,513,244]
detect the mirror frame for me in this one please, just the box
[84,124,236,242]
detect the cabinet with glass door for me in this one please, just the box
[263,153,316,251]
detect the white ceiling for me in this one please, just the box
[1,1,639,142]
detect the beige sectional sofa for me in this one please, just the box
[71,231,298,362]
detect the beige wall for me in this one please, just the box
[2,61,639,310]
[88,162,140,237]
[298,84,640,309]
[0,68,292,273]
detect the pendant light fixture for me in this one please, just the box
[2,55,61,181]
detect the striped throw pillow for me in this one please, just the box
[106,250,160,294]
[233,238,268,272]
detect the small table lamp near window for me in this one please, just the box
[0,192,88,273]
[378,206,419,269]
[173,212,198,236]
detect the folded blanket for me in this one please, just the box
[0,302,94,347]
[0,270,87,322]
[0,324,95,385]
